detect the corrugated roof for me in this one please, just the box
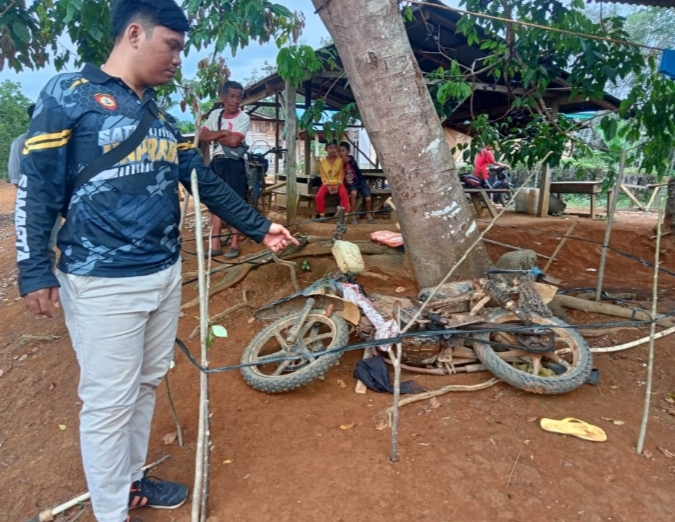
[589,0,675,6]
[242,0,621,129]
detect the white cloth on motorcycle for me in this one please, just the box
[341,282,398,352]
[353,356,425,394]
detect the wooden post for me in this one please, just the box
[595,149,626,301]
[274,93,280,174]
[190,170,211,522]
[620,183,646,211]
[637,197,664,454]
[543,219,578,273]
[304,80,312,178]
[282,81,298,224]
[537,164,551,217]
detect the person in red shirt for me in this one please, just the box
[474,145,509,188]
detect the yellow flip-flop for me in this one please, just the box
[539,417,607,442]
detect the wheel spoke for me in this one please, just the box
[294,344,317,362]
[303,332,336,346]
[254,350,287,365]
[297,318,322,339]
[271,359,292,376]
[274,330,290,348]
[531,356,542,377]
[494,332,518,346]
[548,352,573,370]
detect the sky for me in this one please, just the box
[0,0,330,117]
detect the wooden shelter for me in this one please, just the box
[242,0,620,122]
[241,0,621,214]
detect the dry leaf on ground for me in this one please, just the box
[394,286,406,293]
[375,418,389,431]
[58,424,67,431]
[223,458,234,464]
[337,379,347,388]
[162,432,177,445]
[339,423,355,430]
[658,447,675,459]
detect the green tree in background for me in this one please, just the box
[0,80,32,179]
[0,0,302,73]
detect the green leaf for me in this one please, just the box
[211,325,228,338]
[12,22,31,44]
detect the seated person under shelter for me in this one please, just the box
[339,141,375,224]
[316,141,349,218]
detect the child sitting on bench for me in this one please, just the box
[316,141,350,218]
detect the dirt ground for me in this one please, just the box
[1,181,675,522]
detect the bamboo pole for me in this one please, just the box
[164,374,183,447]
[637,198,664,454]
[589,324,675,353]
[596,149,626,301]
[190,170,211,522]
[389,323,403,464]
[481,238,552,260]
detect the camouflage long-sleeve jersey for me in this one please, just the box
[16,63,270,296]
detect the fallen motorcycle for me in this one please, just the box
[240,268,592,395]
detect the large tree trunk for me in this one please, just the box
[311,0,491,287]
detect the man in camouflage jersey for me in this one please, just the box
[15,1,297,521]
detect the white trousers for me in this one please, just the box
[57,261,182,522]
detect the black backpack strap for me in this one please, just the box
[71,99,157,192]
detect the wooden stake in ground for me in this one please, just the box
[543,219,577,273]
[164,373,183,447]
[596,149,626,301]
[482,238,551,260]
[190,170,211,522]
[637,198,664,454]
[25,455,171,522]
[388,341,403,464]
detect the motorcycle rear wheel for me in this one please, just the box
[495,190,512,206]
[471,309,592,394]
[240,310,348,393]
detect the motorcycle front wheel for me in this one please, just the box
[240,310,349,393]
[471,309,592,395]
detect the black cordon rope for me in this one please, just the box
[173,310,675,375]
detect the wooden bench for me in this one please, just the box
[464,188,510,218]
[549,181,610,219]
[296,189,394,220]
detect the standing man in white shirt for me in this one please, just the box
[200,81,250,259]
